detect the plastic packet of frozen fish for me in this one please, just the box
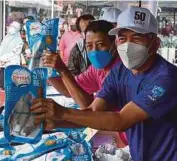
[32,147,71,161]
[0,114,4,131]
[51,128,85,139]
[12,132,70,160]
[26,20,44,71]
[4,65,47,144]
[0,132,9,148]
[67,131,85,143]
[70,141,93,161]
[32,139,93,161]
[26,18,59,78]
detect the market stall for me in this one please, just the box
[1,1,175,160]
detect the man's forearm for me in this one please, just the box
[55,120,85,128]
[60,69,94,109]
[59,108,125,132]
[49,77,70,97]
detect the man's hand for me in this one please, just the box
[30,98,65,130]
[42,50,66,72]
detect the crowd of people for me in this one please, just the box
[0,5,177,161]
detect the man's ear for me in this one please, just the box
[154,37,161,53]
[156,37,161,49]
[149,36,161,55]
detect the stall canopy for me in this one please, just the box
[7,0,61,11]
[158,1,177,12]
[77,1,115,7]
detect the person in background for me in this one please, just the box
[67,14,95,76]
[21,16,35,66]
[0,12,24,89]
[99,7,121,27]
[31,6,177,161]
[59,17,82,65]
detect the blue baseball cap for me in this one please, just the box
[109,6,158,35]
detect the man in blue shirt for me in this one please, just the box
[31,6,177,161]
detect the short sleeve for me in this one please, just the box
[68,44,80,76]
[132,76,177,119]
[96,69,118,106]
[75,66,100,94]
[59,33,65,51]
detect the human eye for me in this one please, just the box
[133,35,142,42]
[97,42,105,48]
[86,44,92,51]
[118,36,126,43]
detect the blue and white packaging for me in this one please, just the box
[26,18,59,78]
[11,132,69,160]
[0,132,9,148]
[32,139,93,161]
[4,65,47,144]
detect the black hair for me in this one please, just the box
[85,20,115,42]
[76,14,95,32]
[24,16,35,21]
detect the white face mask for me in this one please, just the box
[117,42,150,70]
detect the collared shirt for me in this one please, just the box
[75,57,120,94]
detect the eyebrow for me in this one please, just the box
[86,40,104,44]
[118,33,144,37]
[132,33,144,37]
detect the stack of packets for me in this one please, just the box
[0,131,93,161]
[0,64,94,160]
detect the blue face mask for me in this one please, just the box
[87,50,112,69]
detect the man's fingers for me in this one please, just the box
[30,106,48,114]
[31,101,44,111]
[31,98,54,110]
[43,63,55,68]
[32,98,43,103]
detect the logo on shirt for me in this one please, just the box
[148,86,166,101]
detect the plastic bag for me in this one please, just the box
[4,65,47,144]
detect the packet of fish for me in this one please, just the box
[26,18,59,78]
[4,65,47,144]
